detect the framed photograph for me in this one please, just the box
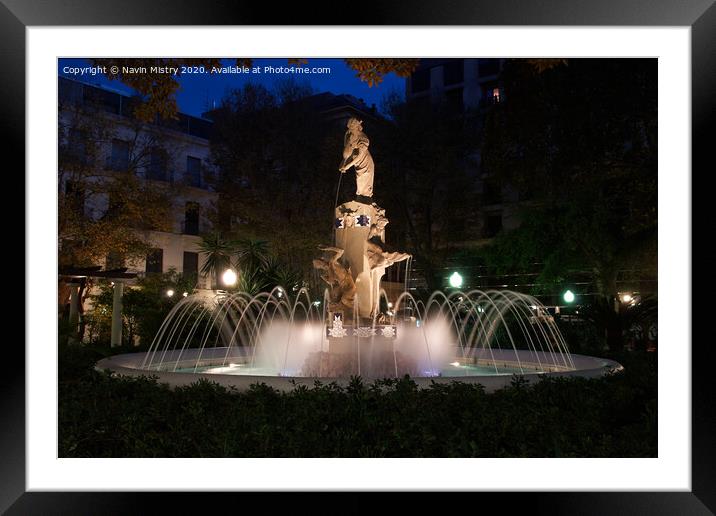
[5,0,711,511]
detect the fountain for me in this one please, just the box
[96,118,622,391]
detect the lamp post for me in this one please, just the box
[222,268,237,287]
[111,281,124,348]
[563,289,575,304]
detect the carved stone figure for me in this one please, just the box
[312,245,356,312]
[365,240,411,271]
[339,117,374,198]
[367,206,389,240]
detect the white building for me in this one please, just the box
[59,77,216,288]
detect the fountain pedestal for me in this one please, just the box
[302,316,411,378]
[334,200,386,318]
[301,325,416,378]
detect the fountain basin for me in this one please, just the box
[95,347,623,393]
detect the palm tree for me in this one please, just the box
[235,267,271,296]
[197,232,234,289]
[580,294,658,351]
[264,255,303,294]
[233,238,270,274]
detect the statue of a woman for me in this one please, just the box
[339,117,374,199]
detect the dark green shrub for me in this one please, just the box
[59,346,657,458]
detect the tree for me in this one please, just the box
[58,94,186,323]
[479,59,657,350]
[58,100,178,269]
[206,81,343,286]
[233,238,270,273]
[197,232,234,289]
[379,93,482,291]
[86,269,195,347]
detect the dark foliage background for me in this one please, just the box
[59,344,656,458]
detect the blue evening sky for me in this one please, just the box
[58,58,406,118]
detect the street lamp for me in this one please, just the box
[166,289,175,298]
[222,268,237,287]
[621,293,633,303]
[449,271,463,289]
[563,289,575,304]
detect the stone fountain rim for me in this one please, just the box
[94,350,623,393]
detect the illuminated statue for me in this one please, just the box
[365,241,411,271]
[312,245,356,312]
[339,117,374,198]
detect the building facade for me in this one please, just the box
[59,77,217,287]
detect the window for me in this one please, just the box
[186,156,202,188]
[109,139,130,171]
[103,191,123,221]
[411,68,430,94]
[183,251,199,281]
[58,77,83,105]
[443,60,464,86]
[184,202,200,235]
[148,148,168,181]
[67,128,88,165]
[489,87,503,104]
[145,248,163,274]
[409,95,431,112]
[82,84,121,114]
[64,180,85,217]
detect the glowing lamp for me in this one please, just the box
[222,268,237,286]
[449,271,463,288]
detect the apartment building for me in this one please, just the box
[59,76,217,287]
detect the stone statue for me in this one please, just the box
[339,117,374,199]
[367,206,389,240]
[312,245,356,312]
[365,240,411,271]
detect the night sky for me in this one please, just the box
[58,58,406,118]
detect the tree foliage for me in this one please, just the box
[196,232,234,289]
[480,59,657,296]
[206,81,344,283]
[196,233,303,296]
[478,59,657,350]
[380,94,482,290]
[86,269,195,347]
[58,102,177,269]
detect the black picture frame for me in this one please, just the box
[4,0,711,512]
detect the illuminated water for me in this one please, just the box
[176,362,526,377]
[141,287,574,379]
